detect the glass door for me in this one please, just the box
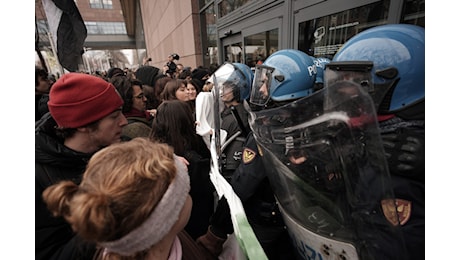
[223,34,243,64]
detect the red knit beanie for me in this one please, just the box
[48,73,124,128]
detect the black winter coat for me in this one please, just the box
[35,113,97,260]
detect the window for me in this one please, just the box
[85,21,127,34]
[298,0,390,58]
[199,0,214,9]
[201,4,219,66]
[244,29,278,67]
[224,42,243,63]
[89,0,113,9]
[218,0,253,18]
[401,0,425,27]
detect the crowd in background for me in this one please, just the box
[36,54,219,124]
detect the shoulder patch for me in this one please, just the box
[243,148,256,164]
[381,198,412,226]
[381,199,399,226]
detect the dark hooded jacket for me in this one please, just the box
[35,113,96,260]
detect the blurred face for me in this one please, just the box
[36,76,51,94]
[175,82,190,101]
[250,66,274,107]
[177,64,184,73]
[221,85,235,103]
[259,74,269,97]
[187,83,197,100]
[131,85,147,112]
[88,109,128,149]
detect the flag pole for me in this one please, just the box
[47,31,65,75]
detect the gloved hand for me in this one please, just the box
[196,226,227,258]
[381,127,424,182]
[209,197,234,237]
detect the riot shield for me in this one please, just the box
[208,73,268,260]
[248,62,407,260]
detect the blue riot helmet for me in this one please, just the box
[313,57,331,90]
[232,62,254,101]
[249,49,317,110]
[213,62,253,103]
[333,24,425,116]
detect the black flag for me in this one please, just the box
[42,0,87,72]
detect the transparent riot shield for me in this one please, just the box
[248,62,407,260]
[209,70,268,260]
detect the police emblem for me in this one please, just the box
[243,148,256,164]
[381,198,412,226]
[395,199,412,225]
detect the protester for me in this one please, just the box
[35,66,51,121]
[42,138,218,260]
[166,53,180,77]
[36,73,127,260]
[185,78,202,117]
[150,100,216,240]
[106,67,125,79]
[191,67,211,90]
[135,65,163,110]
[160,79,190,102]
[110,77,152,139]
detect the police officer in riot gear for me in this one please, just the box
[198,50,318,259]
[217,63,253,181]
[333,24,425,260]
[247,25,424,259]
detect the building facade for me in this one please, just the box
[36,0,424,73]
[36,0,140,74]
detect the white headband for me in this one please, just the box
[99,155,190,256]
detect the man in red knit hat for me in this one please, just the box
[35,73,128,260]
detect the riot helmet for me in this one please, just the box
[249,49,317,110]
[313,57,331,90]
[213,62,253,103]
[333,24,425,115]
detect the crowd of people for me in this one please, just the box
[36,24,424,260]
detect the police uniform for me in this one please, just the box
[206,133,296,259]
[220,103,249,181]
[380,114,425,260]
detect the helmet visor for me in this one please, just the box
[249,65,274,107]
[324,61,374,99]
[212,63,247,102]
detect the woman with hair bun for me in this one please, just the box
[42,138,219,260]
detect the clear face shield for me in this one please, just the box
[211,63,248,167]
[249,65,274,109]
[248,61,407,259]
[212,63,248,105]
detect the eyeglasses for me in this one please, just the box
[134,93,145,99]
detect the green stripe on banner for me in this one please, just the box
[209,135,268,260]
